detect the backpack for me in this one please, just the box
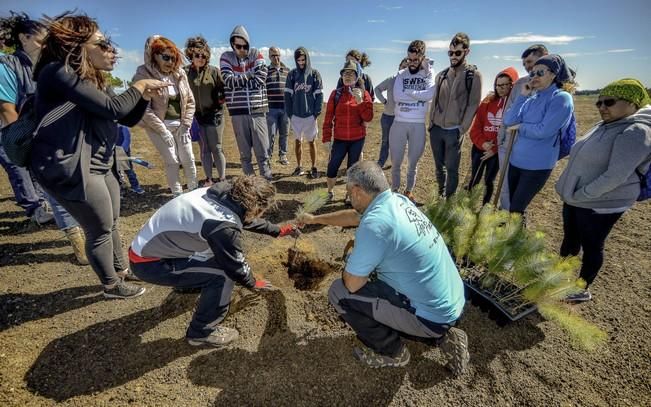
[434,65,476,118]
[556,112,577,159]
[635,167,651,201]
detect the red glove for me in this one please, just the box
[279,224,300,238]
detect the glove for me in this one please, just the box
[176,125,190,144]
[161,130,174,148]
[253,278,274,291]
[279,224,301,238]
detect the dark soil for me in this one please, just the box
[1,96,650,406]
[286,247,341,290]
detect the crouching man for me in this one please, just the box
[129,176,298,346]
[298,162,469,374]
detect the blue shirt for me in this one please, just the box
[346,190,465,324]
[503,84,573,170]
[0,62,18,104]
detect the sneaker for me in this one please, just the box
[117,268,141,282]
[64,226,89,265]
[200,178,213,188]
[327,191,335,202]
[309,167,319,179]
[279,155,289,165]
[404,191,416,203]
[566,289,592,303]
[131,186,145,195]
[353,344,410,368]
[291,166,303,176]
[439,327,470,376]
[103,280,146,299]
[31,204,54,225]
[187,326,239,347]
[344,194,352,207]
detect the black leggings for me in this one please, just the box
[507,164,552,214]
[45,171,127,286]
[327,138,365,179]
[468,145,499,205]
[560,203,623,287]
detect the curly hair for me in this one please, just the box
[0,11,44,50]
[149,36,183,72]
[407,40,426,56]
[184,35,210,61]
[346,49,371,68]
[33,12,105,89]
[450,32,470,49]
[229,176,276,217]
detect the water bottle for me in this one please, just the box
[130,157,154,169]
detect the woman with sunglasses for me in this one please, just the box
[503,54,575,216]
[555,79,651,303]
[31,13,167,298]
[133,35,197,196]
[184,36,226,187]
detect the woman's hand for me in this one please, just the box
[507,124,521,132]
[352,88,363,104]
[133,79,168,100]
[481,141,494,151]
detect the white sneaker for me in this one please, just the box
[31,204,54,225]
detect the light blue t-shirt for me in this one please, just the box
[0,62,18,104]
[346,190,465,324]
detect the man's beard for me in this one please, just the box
[408,66,420,74]
[450,56,466,68]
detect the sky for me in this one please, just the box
[3,0,651,99]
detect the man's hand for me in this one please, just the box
[296,213,316,225]
[279,224,301,238]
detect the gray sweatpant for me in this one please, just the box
[389,121,426,191]
[231,114,272,179]
[199,120,226,181]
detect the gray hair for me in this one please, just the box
[346,162,390,197]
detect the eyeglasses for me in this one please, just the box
[496,83,512,88]
[407,57,421,64]
[448,50,464,57]
[233,43,249,51]
[193,53,207,60]
[595,99,618,108]
[159,54,176,62]
[529,69,550,78]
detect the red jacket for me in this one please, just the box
[322,87,373,143]
[469,95,508,153]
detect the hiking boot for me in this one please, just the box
[353,344,410,368]
[309,167,319,179]
[187,326,239,347]
[279,155,289,165]
[439,327,470,376]
[131,185,145,194]
[566,289,592,303]
[103,279,146,299]
[65,226,89,265]
[31,203,54,225]
[291,166,303,176]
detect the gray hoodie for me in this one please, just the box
[555,106,651,209]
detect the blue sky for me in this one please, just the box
[4,0,650,98]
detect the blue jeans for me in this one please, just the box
[377,114,394,167]
[131,256,235,339]
[48,194,78,230]
[0,142,45,216]
[266,108,288,158]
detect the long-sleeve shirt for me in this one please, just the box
[392,68,435,123]
[322,87,374,142]
[469,96,507,153]
[374,75,398,116]
[219,48,268,116]
[266,63,290,110]
[430,63,482,134]
[503,84,573,170]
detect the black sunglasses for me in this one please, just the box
[95,39,114,52]
[159,54,176,62]
[596,98,618,108]
[233,43,249,51]
[193,53,207,59]
[448,50,464,57]
[529,69,550,78]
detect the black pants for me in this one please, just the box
[560,203,623,287]
[468,146,499,205]
[507,164,552,214]
[326,138,365,179]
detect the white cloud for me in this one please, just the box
[607,48,635,53]
[379,5,402,10]
[490,55,521,61]
[561,48,635,58]
[367,19,386,23]
[393,33,587,50]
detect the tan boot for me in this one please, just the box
[65,226,89,265]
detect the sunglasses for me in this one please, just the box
[233,43,249,51]
[159,54,176,62]
[193,53,207,60]
[95,39,114,52]
[595,99,618,108]
[529,69,550,78]
[448,50,464,57]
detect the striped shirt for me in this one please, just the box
[220,48,268,116]
[266,63,290,110]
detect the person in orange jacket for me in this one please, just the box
[322,60,374,203]
[467,67,518,204]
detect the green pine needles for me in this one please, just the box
[295,189,330,219]
[424,187,607,351]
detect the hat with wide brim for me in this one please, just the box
[340,60,359,77]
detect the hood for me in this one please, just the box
[230,25,250,49]
[632,105,651,126]
[294,46,312,78]
[494,66,518,95]
[143,35,161,73]
[206,181,246,220]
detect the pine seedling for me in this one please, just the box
[295,189,330,219]
[537,302,607,351]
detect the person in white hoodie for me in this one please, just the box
[389,40,435,202]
